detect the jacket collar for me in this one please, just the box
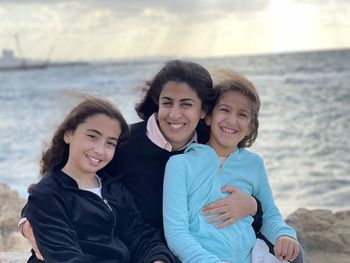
[50,167,111,190]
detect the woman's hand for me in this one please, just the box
[21,220,44,260]
[274,236,299,262]
[202,186,257,228]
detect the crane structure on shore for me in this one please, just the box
[13,34,49,70]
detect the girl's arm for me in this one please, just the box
[113,182,176,263]
[163,158,222,263]
[20,202,44,260]
[20,220,43,260]
[254,157,297,245]
[26,189,94,263]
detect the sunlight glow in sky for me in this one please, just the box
[0,0,349,61]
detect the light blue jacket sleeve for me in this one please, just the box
[163,156,222,263]
[254,156,297,244]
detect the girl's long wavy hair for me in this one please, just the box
[210,69,260,148]
[40,96,129,176]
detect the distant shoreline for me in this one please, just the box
[1,47,349,69]
[0,61,89,72]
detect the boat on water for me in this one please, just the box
[0,49,88,71]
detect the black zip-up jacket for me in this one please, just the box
[25,168,176,263]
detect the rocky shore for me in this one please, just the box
[1,183,349,263]
[0,183,31,262]
[286,208,350,263]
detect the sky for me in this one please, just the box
[0,0,349,61]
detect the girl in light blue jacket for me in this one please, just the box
[163,70,300,263]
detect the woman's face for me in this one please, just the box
[158,81,205,151]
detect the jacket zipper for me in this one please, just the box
[219,157,225,173]
[103,198,113,211]
[100,193,117,246]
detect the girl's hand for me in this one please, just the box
[22,220,44,260]
[274,236,299,262]
[202,186,257,228]
[153,261,166,263]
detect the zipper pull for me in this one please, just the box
[103,199,113,211]
[220,157,225,171]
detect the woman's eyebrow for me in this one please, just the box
[86,129,102,135]
[160,97,195,102]
[180,98,195,102]
[160,96,172,100]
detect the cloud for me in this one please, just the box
[1,0,348,60]
[93,0,270,13]
[295,0,349,4]
[0,0,63,4]
[295,0,350,27]
[0,0,270,35]
[0,0,270,14]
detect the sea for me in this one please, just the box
[0,49,349,217]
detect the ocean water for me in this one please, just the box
[0,49,349,216]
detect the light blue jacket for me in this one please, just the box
[163,144,297,263]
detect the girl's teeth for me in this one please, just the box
[170,123,183,129]
[87,155,100,164]
[222,127,236,134]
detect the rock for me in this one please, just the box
[0,251,30,263]
[286,208,350,262]
[0,184,30,256]
[4,232,31,251]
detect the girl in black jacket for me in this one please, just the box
[24,96,175,263]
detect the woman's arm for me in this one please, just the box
[202,185,260,228]
[26,189,94,263]
[163,157,222,263]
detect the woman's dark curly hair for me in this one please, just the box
[135,59,216,120]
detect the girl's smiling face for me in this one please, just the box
[63,114,121,177]
[206,91,252,157]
